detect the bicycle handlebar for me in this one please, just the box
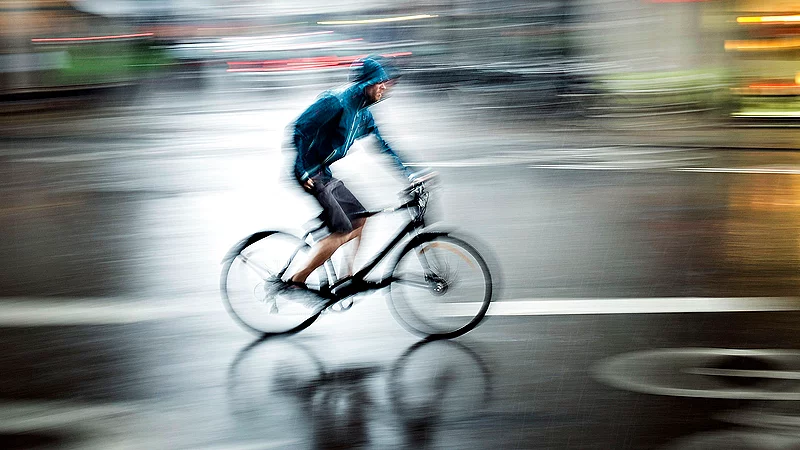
[400,171,439,197]
[412,171,439,186]
[302,171,437,236]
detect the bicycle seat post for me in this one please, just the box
[302,216,328,245]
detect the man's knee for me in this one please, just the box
[344,229,361,243]
[336,229,360,244]
[327,218,364,245]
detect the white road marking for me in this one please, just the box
[673,166,800,174]
[0,298,222,325]
[0,296,797,326]
[462,297,800,316]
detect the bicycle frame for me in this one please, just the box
[297,189,435,302]
[329,217,421,298]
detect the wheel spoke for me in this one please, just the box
[236,253,277,280]
[389,236,492,338]
[443,258,462,286]
[222,232,327,335]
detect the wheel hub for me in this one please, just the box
[427,275,449,296]
[254,282,268,301]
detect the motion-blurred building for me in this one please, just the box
[725,0,800,118]
[0,0,167,98]
[2,0,798,120]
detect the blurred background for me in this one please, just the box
[4,0,800,119]
[6,1,800,449]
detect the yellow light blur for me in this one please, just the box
[725,37,800,50]
[317,14,438,25]
[737,15,800,23]
[796,73,800,84]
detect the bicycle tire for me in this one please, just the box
[221,231,328,336]
[388,234,492,339]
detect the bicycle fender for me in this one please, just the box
[395,231,451,261]
[394,231,501,291]
[221,230,284,263]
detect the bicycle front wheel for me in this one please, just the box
[221,231,328,336]
[388,235,492,339]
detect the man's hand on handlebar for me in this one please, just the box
[401,170,438,197]
[408,170,438,186]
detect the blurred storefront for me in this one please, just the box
[0,0,163,97]
[725,0,800,118]
[9,0,800,120]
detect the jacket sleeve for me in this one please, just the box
[293,95,342,181]
[363,111,413,179]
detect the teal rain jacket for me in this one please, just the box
[292,58,411,182]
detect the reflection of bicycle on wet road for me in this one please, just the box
[226,337,492,449]
[220,172,495,339]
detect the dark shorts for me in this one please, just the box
[307,175,366,233]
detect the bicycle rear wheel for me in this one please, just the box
[388,234,492,339]
[221,231,328,336]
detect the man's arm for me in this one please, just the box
[293,95,342,182]
[364,111,414,180]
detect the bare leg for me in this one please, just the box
[342,219,366,278]
[291,219,365,284]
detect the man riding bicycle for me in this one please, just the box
[286,56,415,289]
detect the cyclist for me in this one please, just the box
[285,56,415,289]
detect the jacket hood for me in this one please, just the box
[349,57,391,87]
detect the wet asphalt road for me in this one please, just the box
[3,78,800,449]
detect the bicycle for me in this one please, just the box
[220,172,493,339]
